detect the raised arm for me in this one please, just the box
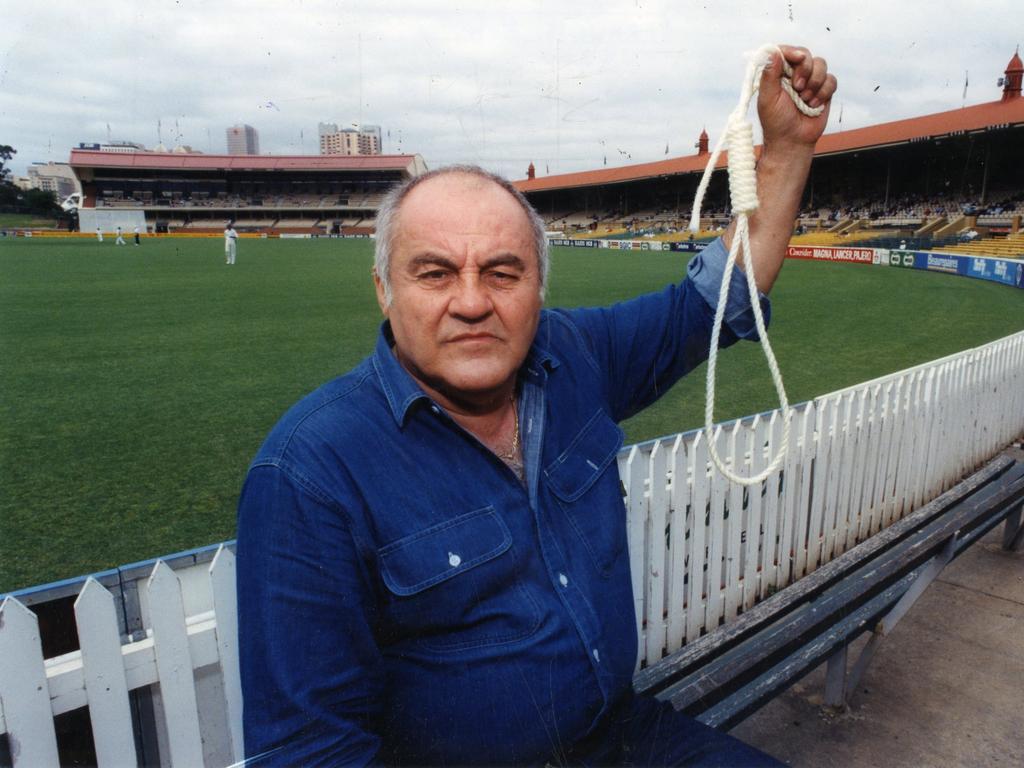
[728,44,837,293]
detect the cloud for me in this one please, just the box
[2,1,1019,179]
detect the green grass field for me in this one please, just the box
[0,213,61,229]
[2,236,1022,591]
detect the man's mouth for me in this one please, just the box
[448,333,500,343]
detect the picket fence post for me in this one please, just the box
[147,561,204,768]
[74,578,138,767]
[0,597,60,767]
[210,546,244,764]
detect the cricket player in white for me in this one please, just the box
[224,223,238,265]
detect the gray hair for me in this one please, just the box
[373,164,549,305]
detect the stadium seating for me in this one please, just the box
[788,232,856,247]
[936,233,1024,259]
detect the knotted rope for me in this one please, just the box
[692,44,824,485]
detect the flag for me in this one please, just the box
[664,142,669,155]
[838,103,843,125]
[963,70,969,102]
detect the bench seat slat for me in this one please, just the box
[691,570,921,730]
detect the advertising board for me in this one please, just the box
[785,245,874,264]
[965,256,1023,288]
[889,250,916,268]
[548,238,601,248]
[920,253,960,274]
[668,241,710,252]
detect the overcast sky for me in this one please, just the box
[2,1,1019,181]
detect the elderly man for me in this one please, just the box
[238,46,835,766]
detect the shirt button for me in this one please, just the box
[448,553,461,567]
[592,649,601,663]
[431,405,441,414]
[558,573,569,587]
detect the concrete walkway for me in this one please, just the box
[731,514,1024,767]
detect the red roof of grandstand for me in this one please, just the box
[69,150,422,173]
[513,96,1024,194]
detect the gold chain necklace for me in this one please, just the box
[497,395,520,461]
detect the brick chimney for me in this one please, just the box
[527,162,536,180]
[696,128,709,155]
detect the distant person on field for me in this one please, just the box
[237,45,835,767]
[96,226,103,242]
[115,226,126,245]
[225,222,238,265]
[134,225,141,246]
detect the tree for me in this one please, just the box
[0,144,14,181]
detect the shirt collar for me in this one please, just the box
[371,316,561,427]
[372,321,428,426]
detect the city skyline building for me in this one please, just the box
[26,161,80,198]
[226,124,260,155]
[77,141,148,154]
[318,122,381,156]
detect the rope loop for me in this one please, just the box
[693,44,822,486]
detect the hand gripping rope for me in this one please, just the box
[690,44,824,485]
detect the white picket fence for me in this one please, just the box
[2,329,1023,767]
[621,328,1024,666]
[0,548,243,768]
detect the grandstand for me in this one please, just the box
[515,50,1024,255]
[68,151,427,235]
[55,52,1023,252]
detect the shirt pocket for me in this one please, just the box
[544,410,626,577]
[378,505,541,652]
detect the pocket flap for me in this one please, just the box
[544,410,624,502]
[379,506,512,596]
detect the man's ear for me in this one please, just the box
[372,269,389,317]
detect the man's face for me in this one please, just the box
[375,173,543,409]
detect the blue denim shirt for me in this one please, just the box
[236,238,769,765]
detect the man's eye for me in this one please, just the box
[418,270,451,281]
[487,271,519,283]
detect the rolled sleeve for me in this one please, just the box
[685,237,771,340]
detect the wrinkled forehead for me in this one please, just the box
[393,173,537,259]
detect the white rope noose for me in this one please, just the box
[692,44,824,485]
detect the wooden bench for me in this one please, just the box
[633,452,1024,729]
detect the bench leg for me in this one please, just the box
[824,645,848,709]
[824,632,884,710]
[1003,506,1023,552]
[821,533,959,711]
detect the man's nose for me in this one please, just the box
[449,275,493,320]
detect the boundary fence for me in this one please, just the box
[546,237,1024,291]
[2,341,1023,763]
